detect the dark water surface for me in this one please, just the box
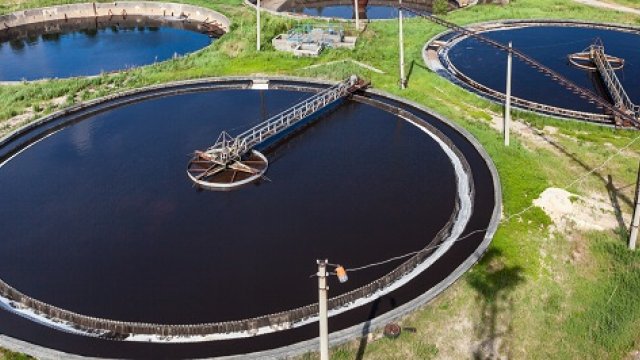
[0,16,213,81]
[0,89,456,324]
[275,0,459,19]
[0,85,497,358]
[447,25,640,113]
[282,3,416,19]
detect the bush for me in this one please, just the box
[433,0,449,15]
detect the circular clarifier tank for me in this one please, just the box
[429,21,640,122]
[0,78,499,359]
[0,5,227,81]
[250,0,457,20]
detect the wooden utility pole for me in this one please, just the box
[399,0,406,89]
[629,162,640,250]
[504,41,512,146]
[317,259,329,360]
[354,0,360,31]
[256,0,261,51]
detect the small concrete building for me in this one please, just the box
[272,24,356,56]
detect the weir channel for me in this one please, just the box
[0,77,500,359]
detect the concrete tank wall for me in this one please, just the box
[0,2,230,32]
[247,0,477,21]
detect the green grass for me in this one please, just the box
[1,0,640,358]
[565,233,640,358]
[0,348,33,360]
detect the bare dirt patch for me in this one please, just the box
[1,108,34,133]
[626,350,640,360]
[488,115,560,153]
[533,187,624,232]
[50,96,68,108]
[573,0,640,15]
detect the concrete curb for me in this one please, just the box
[1,2,230,30]
[0,75,501,360]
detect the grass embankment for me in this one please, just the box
[0,348,32,360]
[1,0,640,359]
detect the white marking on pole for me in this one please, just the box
[317,259,329,360]
[504,41,512,146]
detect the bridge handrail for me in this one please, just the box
[235,80,350,142]
[206,77,357,163]
[445,50,612,123]
[591,45,640,116]
[403,7,640,127]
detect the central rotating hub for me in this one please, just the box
[186,75,368,190]
[187,149,269,190]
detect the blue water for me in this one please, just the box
[447,25,640,113]
[274,0,451,19]
[0,18,212,81]
[297,5,417,19]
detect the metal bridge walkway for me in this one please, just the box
[402,6,640,127]
[187,76,368,190]
[589,42,640,124]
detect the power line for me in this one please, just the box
[313,12,640,277]
[345,228,488,273]
[322,129,640,276]
[564,132,640,189]
[309,229,486,278]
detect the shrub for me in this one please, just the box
[433,0,449,15]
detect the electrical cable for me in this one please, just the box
[307,32,640,277]
[316,130,640,277]
[345,228,488,273]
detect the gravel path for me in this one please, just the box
[573,0,640,16]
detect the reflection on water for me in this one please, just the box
[0,16,217,80]
[70,119,94,154]
[275,0,456,19]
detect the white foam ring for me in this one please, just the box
[0,294,91,336]
[0,113,473,343]
[0,130,61,169]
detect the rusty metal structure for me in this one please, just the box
[587,40,640,124]
[568,40,624,72]
[187,75,368,190]
[0,75,498,350]
[405,7,640,127]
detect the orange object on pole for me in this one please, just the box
[336,265,348,283]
